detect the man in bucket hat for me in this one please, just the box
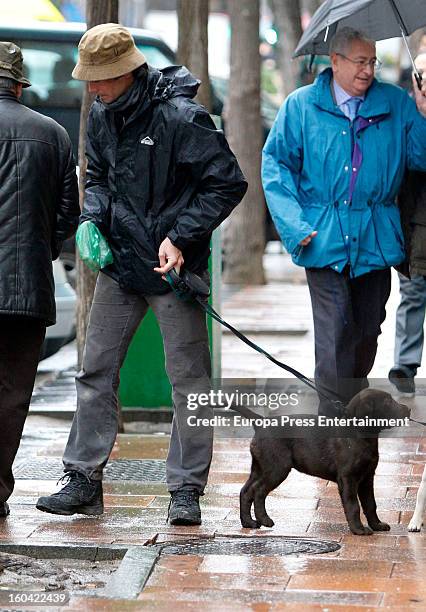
[0,42,79,519]
[37,24,247,525]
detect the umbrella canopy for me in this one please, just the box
[294,0,426,57]
[0,0,65,23]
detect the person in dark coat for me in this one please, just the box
[389,54,426,396]
[390,170,426,394]
[36,24,247,525]
[0,42,79,519]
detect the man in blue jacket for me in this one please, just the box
[262,27,426,414]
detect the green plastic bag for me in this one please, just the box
[76,221,113,272]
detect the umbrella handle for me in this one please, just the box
[414,71,423,91]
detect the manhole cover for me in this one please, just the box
[14,458,166,482]
[160,537,340,556]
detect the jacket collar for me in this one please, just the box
[313,67,390,119]
[0,90,20,102]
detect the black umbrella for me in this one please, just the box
[294,0,426,86]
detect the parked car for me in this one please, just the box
[39,259,76,361]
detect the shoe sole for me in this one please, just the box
[388,370,415,395]
[393,390,415,398]
[36,503,104,516]
[169,516,201,526]
[389,383,415,397]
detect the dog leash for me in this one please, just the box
[409,417,426,426]
[165,268,345,410]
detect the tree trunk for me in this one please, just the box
[76,0,119,368]
[270,0,302,98]
[76,2,124,432]
[223,0,265,285]
[300,0,321,18]
[177,0,211,111]
[119,0,147,27]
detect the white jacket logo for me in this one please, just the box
[140,136,154,145]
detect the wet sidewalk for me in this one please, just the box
[1,249,426,609]
[4,421,426,610]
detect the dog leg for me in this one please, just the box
[240,471,261,529]
[358,474,390,531]
[253,467,291,528]
[338,476,372,535]
[408,464,426,532]
[253,485,275,528]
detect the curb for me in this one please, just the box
[0,542,127,561]
[102,546,161,600]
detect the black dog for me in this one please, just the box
[240,389,409,535]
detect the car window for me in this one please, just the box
[137,44,173,69]
[17,40,81,108]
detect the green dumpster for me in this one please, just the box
[118,229,222,408]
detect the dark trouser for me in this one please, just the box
[305,267,391,415]
[0,317,46,502]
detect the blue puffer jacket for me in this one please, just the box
[262,68,426,277]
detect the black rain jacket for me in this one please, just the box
[0,91,79,325]
[81,65,248,295]
[397,170,426,277]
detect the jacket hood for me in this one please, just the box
[149,65,201,101]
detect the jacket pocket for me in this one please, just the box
[119,240,168,296]
[386,206,405,250]
[292,204,331,266]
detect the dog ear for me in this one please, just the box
[375,393,396,420]
[348,389,390,419]
[345,390,374,419]
[356,397,376,419]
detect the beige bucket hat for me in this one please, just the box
[72,23,147,81]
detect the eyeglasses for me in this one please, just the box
[336,53,382,71]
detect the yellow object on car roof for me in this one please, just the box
[0,0,65,23]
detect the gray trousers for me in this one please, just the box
[394,273,426,374]
[63,273,213,493]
